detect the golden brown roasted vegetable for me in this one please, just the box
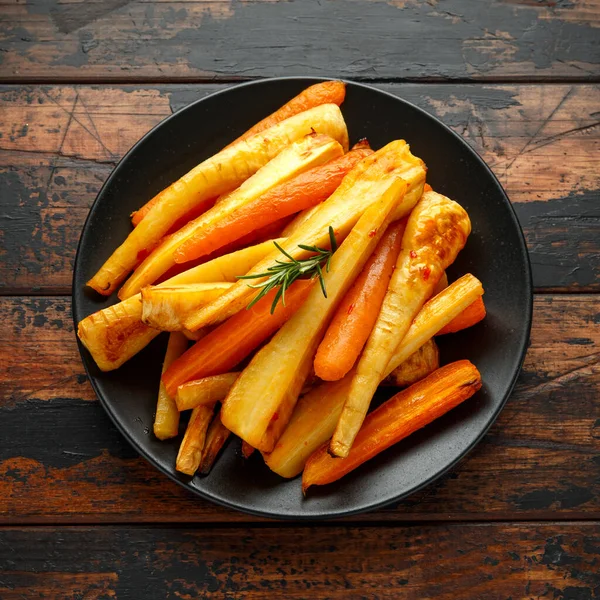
[303,361,482,492]
[176,373,240,412]
[331,190,471,457]
[263,378,348,478]
[88,104,349,296]
[77,239,279,371]
[176,404,215,476]
[385,273,484,377]
[119,133,344,298]
[185,139,426,331]
[199,413,232,474]
[141,283,232,331]
[153,332,189,440]
[220,176,406,452]
[382,338,440,388]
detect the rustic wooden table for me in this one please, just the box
[1,1,599,597]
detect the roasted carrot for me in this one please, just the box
[224,80,346,149]
[314,219,405,381]
[437,296,486,335]
[302,360,482,492]
[199,412,232,474]
[162,279,314,397]
[174,148,373,263]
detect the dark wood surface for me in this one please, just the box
[1,0,599,597]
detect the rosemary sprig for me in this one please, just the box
[237,226,338,314]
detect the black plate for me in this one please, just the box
[73,77,532,520]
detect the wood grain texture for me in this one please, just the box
[1,83,598,293]
[1,295,598,523]
[1,0,599,82]
[1,524,599,599]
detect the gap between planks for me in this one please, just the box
[1,518,599,529]
[1,76,599,86]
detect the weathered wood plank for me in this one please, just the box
[1,0,599,82]
[1,524,599,599]
[1,295,598,523]
[1,83,598,293]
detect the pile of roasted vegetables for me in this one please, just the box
[78,81,486,493]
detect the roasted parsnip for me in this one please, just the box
[141,282,232,331]
[119,133,344,298]
[176,373,240,412]
[199,413,232,474]
[221,176,407,452]
[331,191,471,457]
[153,332,189,440]
[78,239,280,371]
[382,338,439,388]
[384,273,484,377]
[185,140,426,331]
[88,104,349,296]
[176,404,215,476]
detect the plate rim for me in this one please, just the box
[72,76,534,520]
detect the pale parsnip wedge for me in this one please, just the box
[331,191,471,457]
[176,372,240,412]
[185,140,426,331]
[384,273,484,378]
[141,282,232,331]
[154,332,189,440]
[176,404,215,476]
[88,104,348,296]
[263,272,483,475]
[221,176,407,452]
[199,414,232,474]
[119,132,345,299]
[78,239,281,371]
[263,378,348,478]
[381,338,439,388]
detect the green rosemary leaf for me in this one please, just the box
[238,232,338,312]
[273,241,299,264]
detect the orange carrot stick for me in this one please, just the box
[436,296,486,335]
[174,148,373,264]
[131,81,346,226]
[162,279,314,397]
[302,360,482,492]
[313,219,405,381]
